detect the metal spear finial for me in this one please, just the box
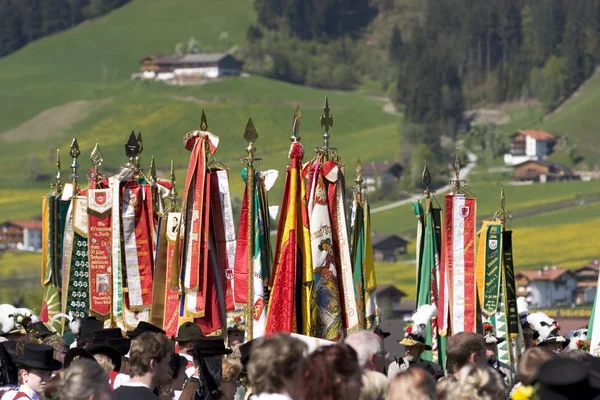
[90,140,103,174]
[149,156,157,183]
[494,182,512,227]
[243,118,261,167]
[200,109,208,131]
[422,161,433,200]
[168,160,179,211]
[354,158,365,202]
[291,105,301,142]
[450,148,463,194]
[51,149,63,195]
[69,138,80,195]
[320,96,333,150]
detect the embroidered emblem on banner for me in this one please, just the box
[459,206,470,218]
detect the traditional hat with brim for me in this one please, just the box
[86,343,121,372]
[64,347,95,369]
[76,317,103,345]
[28,322,55,339]
[88,327,131,357]
[106,337,131,357]
[536,358,600,400]
[398,305,437,351]
[194,337,233,358]
[482,322,505,345]
[527,312,569,348]
[374,326,391,339]
[14,343,62,371]
[126,321,166,339]
[175,322,205,342]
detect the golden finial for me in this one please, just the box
[291,105,301,142]
[355,158,363,185]
[320,96,333,149]
[494,182,512,227]
[450,148,463,194]
[90,140,103,175]
[200,109,208,131]
[243,118,261,167]
[168,160,179,211]
[69,138,80,195]
[51,149,63,195]
[149,156,157,183]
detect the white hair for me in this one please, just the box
[344,330,383,368]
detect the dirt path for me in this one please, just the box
[1,98,111,142]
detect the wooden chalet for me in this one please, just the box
[371,234,408,262]
[572,259,599,305]
[513,160,578,182]
[0,220,42,251]
[504,129,556,166]
[515,266,577,308]
[139,53,241,79]
[375,285,408,319]
[361,161,403,192]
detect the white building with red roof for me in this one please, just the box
[515,266,578,308]
[504,129,556,166]
[0,220,43,251]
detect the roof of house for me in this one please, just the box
[514,129,555,141]
[141,53,232,65]
[371,234,408,246]
[375,284,408,297]
[516,267,571,282]
[6,220,42,230]
[513,159,572,172]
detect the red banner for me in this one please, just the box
[88,189,112,318]
[164,213,182,337]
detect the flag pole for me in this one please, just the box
[69,138,80,196]
[50,149,63,196]
[242,118,260,340]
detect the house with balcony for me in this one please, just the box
[0,220,43,251]
[572,259,599,305]
[504,129,556,167]
[515,266,577,308]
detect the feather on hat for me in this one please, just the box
[527,312,568,347]
[399,304,437,350]
[0,304,37,335]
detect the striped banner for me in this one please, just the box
[444,194,477,334]
[587,263,600,356]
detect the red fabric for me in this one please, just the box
[88,195,112,317]
[109,371,119,390]
[265,231,297,334]
[209,173,235,311]
[13,393,32,400]
[164,237,182,337]
[234,186,250,304]
[462,197,477,333]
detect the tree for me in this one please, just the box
[388,25,403,63]
[186,37,201,54]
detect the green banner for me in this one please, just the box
[502,231,520,337]
[482,223,502,316]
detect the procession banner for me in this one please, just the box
[444,194,477,334]
[87,189,112,318]
[588,262,600,355]
[476,221,502,317]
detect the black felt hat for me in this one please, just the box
[175,322,205,342]
[536,358,600,400]
[63,347,95,369]
[194,337,233,358]
[106,337,131,357]
[77,317,103,344]
[90,328,123,344]
[28,322,55,339]
[14,343,62,371]
[86,343,121,372]
[239,339,254,367]
[374,326,391,339]
[126,321,166,339]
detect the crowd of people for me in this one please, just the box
[0,307,598,400]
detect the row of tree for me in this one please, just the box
[0,0,131,57]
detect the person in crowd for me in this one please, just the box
[358,369,388,400]
[169,355,188,400]
[482,322,517,391]
[445,332,486,378]
[221,358,242,400]
[40,334,68,365]
[526,312,568,353]
[388,305,442,379]
[7,343,62,400]
[517,297,535,351]
[560,348,595,366]
[438,365,505,400]
[62,347,96,370]
[113,331,174,400]
[180,335,233,400]
[0,342,19,398]
[345,330,387,373]
[511,347,555,394]
[227,317,246,349]
[388,367,436,400]
[70,316,103,349]
[299,343,362,400]
[174,322,205,378]
[56,359,112,400]
[246,333,307,400]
